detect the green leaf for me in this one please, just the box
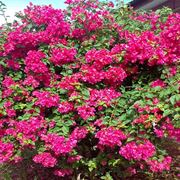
[163,109,171,117]
[88,160,97,172]
[126,137,135,142]
[100,172,113,180]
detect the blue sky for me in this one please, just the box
[0,0,132,24]
[3,0,132,9]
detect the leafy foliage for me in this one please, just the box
[0,0,179,179]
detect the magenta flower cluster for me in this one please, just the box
[147,156,172,172]
[119,140,156,160]
[95,127,127,148]
[0,0,179,178]
[33,152,57,167]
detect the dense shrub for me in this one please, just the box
[0,0,179,179]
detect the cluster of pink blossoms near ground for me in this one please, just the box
[0,0,179,179]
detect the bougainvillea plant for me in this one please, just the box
[0,0,179,179]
